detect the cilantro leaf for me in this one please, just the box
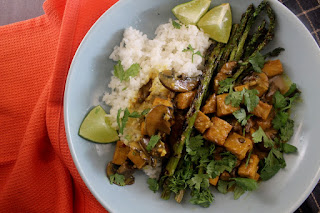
[218,78,234,94]
[147,178,159,193]
[248,52,265,73]
[114,60,125,81]
[217,180,235,194]
[172,20,182,29]
[272,111,289,130]
[273,91,287,109]
[123,63,140,81]
[183,44,203,63]
[260,148,286,181]
[279,119,294,142]
[187,174,210,191]
[114,61,140,82]
[252,126,274,148]
[207,154,237,179]
[146,135,161,152]
[231,178,258,191]
[264,47,285,58]
[168,160,194,193]
[189,188,214,208]
[128,111,141,118]
[243,89,260,112]
[233,109,253,126]
[233,185,246,200]
[225,90,244,107]
[109,174,125,186]
[186,135,204,156]
[281,143,298,153]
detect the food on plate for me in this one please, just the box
[79,0,301,208]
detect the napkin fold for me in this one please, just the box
[0,0,117,212]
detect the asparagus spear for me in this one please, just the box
[234,1,267,61]
[233,1,276,80]
[244,20,267,58]
[165,43,224,176]
[229,4,255,61]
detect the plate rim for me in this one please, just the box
[64,0,320,212]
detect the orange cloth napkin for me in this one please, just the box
[0,0,118,211]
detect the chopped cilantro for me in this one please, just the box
[279,119,294,142]
[284,83,297,97]
[206,153,237,179]
[146,135,161,152]
[281,143,297,153]
[272,111,289,130]
[141,108,151,116]
[260,148,286,181]
[217,180,234,194]
[225,89,244,107]
[189,188,214,208]
[217,78,234,94]
[186,135,204,156]
[243,89,260,112]
[187,174,210,191]
[217,178,257,200]
[147,178,159,193]
[245,150,252,167]
[183,44,203,63]
[248,52,265,73]
[117,108,150,134]
[273,91,287,109]
[233,108,253,126]
[109,174,125,186]
[252,126,274,148]
[114,60,140,82]
[172,20,182,29]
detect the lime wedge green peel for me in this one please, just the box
[172,0,211,25]
[197,3,232,43]
[79,105,119,143]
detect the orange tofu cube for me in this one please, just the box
[175,91,195,109]
[224,132,253,160]
[203,117,232,146]
[254,73,269,97]
[112,141,130,165]
[216,93,240,117]
[152,97,173,108]
[238,154,260,180]
[201,94,217,114]
[253,173,260,181]
[194,111,212,133]
[256,118,272,130]
[234,84,249,92]
[220,171,231,181]
[209,176,219,186]
[127,149,146,169]
[262,59,283,77]
[252,101,272,120]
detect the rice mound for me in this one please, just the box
[103,20,211,128]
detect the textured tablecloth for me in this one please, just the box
[0,0,319,212]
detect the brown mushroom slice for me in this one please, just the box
[117,162,135,185]
[145,105,173,136]
[106,162,117,179]
[159,71,199,92]
[137,79,153,103]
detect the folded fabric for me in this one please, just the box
[0,0,117,212]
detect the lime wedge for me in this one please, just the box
[172,0,211,25]
[197,3,232,43]
[79,105,119,143]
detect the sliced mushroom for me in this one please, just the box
[137,79,153,103]
[106,162,118,179]
[117,162,135,185]
[145,105,173,136]
[214,61,238,92]
[159,70,199,92]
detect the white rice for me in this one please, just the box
[103,20,211,128]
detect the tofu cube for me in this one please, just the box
[217,93,240,117]
[224,132,253,160]
[209,176,219,186]
[238,154,260,180]
[252,101,272,120]
[112,141,130,165]
[201,94,217,114]
[194,111,212,133]
[175,91,195,109]
[262,59,283,77]
[203,117,232,146]
[127,149,146,169]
